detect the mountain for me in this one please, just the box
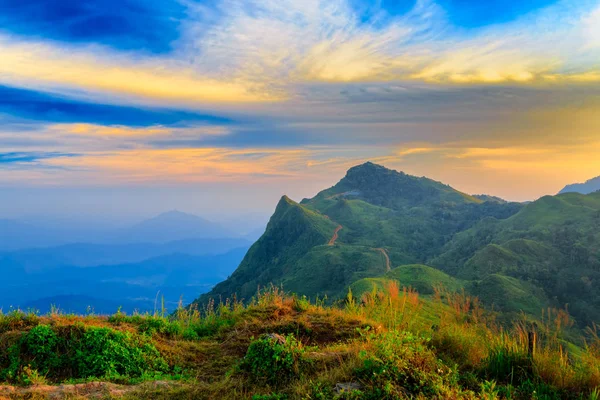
[432,192,600,324]
[114,210,236,243]
[0,237,251,273]
[197,162,600,328]
[559,175,600,195]
[0,247,249,314]
[196,162,522,303]
[0,211,241,251]
[0,219,62,251]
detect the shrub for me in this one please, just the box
[19,325,59,376]
[0,324,167,382]
[73,327,167,379]
[137,317,170,336]
[182,327,200,341]
[354,330,458,398]
[2,324,60,382]
[241,334,310,386]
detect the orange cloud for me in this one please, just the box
[0,38,281,104]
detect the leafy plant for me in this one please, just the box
[73,327,167,379]
[0,324,167,382]
[241,334,310,385]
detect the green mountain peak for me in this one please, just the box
[195,162,600,328]
[309,162,480,210]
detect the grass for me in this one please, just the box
[0,286,599,399]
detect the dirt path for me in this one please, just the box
[374,248,391,272]
[326,191,350,200]
[328,225,343,246]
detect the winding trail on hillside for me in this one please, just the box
[328,225,343,246]
[374,248,391,272]
[326,191,352,200]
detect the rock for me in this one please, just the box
[335,382,363,393]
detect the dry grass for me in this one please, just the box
[1,286,599,399]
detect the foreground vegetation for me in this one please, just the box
[1,286,599,399]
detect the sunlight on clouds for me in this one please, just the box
[0,37,280,104]
[1,144,378,186]
[40,148,317,184]
[2,0,600,203]
[412,44,549,83]
[452,147,553,159]
[0,0,599,104]
[472,144,600,183]
[296,26,417,82]
[395,148,438,157]
[0,123,232,156]
[57,124,229,138]
[198,0,600,85]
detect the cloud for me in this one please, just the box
[190,0,600,85]
[0,0,598,111]
[0,122,233,156]
[0,151,77,164]
[0,36,280,104]
[0,85,232,126]
[1,0,600,204]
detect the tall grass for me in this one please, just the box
[1,285,599,399]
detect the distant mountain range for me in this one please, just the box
[559,176,600,195]
[197,162,600,328]
[0,209,258,313]
[0,237,251,273]
[113,210,236,243]
[0,210,260,251]
[0,247,248,314]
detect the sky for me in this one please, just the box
[1,0,600,219]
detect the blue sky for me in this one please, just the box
[0,0,185,53]
[0,0,599,217]
[352,0,560,27]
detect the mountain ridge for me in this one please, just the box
[196,162,600,328]
[196,162,521,304]
[559,175,600,195]
[115,210,236,243]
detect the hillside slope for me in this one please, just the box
[433,191,600,325]
[196,196,339,302]
[198,163,600,328]
[198,164,521,302]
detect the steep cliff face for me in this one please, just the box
[194,195,338,302]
